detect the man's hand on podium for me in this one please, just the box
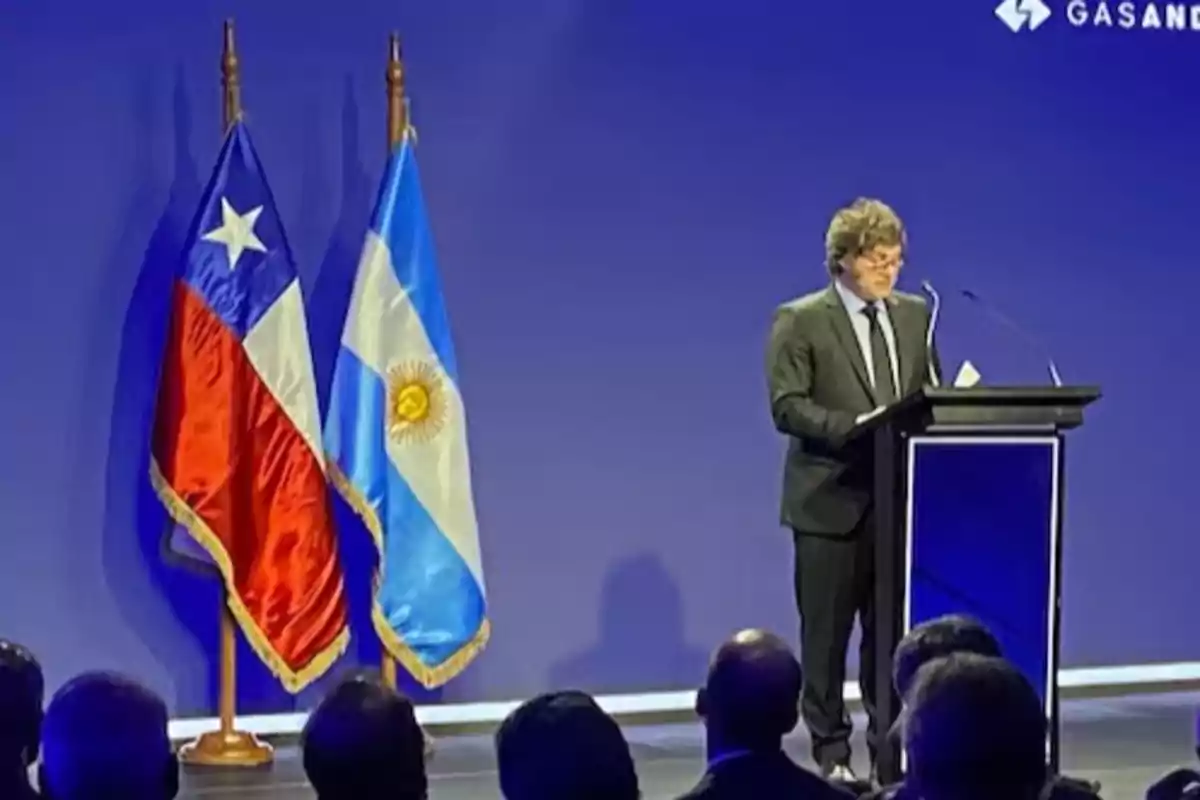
[855,406,887,426]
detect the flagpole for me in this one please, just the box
[177,19,273,768]
[381,31,406,693]
[383,30,436,760]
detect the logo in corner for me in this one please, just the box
[386,361,448,445]
[996,0,1052,31]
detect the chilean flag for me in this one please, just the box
[150,121,349,692]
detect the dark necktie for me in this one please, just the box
[862,304,898,404]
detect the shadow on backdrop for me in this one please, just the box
[550,552,709,695]
[93,66,216,715]
[310,76,375,436]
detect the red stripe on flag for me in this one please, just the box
[152,280,348,689]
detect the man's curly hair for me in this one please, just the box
[824,197,907,276]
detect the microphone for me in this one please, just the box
[960,288,1063,387]
[919,280,942,387]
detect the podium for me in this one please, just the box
[848,386,1101,785]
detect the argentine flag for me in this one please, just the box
[324,131,488,688]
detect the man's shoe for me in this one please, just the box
[823,763,875,795]
[823,762,861,783]
[422,727,435,760]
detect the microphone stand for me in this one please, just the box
[920,280,942,387]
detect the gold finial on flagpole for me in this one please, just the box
[221,19,242,129]
[386,32,406,149]
[386,33,416,147]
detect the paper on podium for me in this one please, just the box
[953,360,982,387]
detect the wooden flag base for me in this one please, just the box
[179,729,273,768]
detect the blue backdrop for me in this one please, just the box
[1,0,1196,717]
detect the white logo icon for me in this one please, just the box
[996,0,1052,31]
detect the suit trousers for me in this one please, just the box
[793,511,887,769]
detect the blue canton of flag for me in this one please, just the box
[182,128,297,335]
[324,131,488,688]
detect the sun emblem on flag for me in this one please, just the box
[386,362,447,444]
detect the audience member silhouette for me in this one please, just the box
[867,615,1002,799]
[1145,767,1200,800]
[496,690,639,800]
[868,615,1100,800]
[0,639,43,800]
[302,672,427,800]
[10,626,1188,800]
[892,614,1001,700]
[677,628,855,799]
[38,671,177,800]
[902,653,1047,800]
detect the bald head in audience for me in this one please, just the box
[678,629,854,800]
[697,629,803,753]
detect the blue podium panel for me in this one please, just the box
[904,436,1060,723]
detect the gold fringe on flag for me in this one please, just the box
[327,460,489,689]
[150,459,350,694]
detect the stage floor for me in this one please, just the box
[181,690,1200,799]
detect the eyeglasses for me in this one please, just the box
[860,252,904,272]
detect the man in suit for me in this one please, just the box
[765,197,939,783]
[677,628,855,800]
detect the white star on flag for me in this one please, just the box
[202,197,267,269]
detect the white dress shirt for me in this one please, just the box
[833,278,901,393]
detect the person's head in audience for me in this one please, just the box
[902,653,1047,800]
[496,690,639,800]
[696,628,802,757]
[302,672,426,800]
[39,671,177,800]
[0,640,44,793]
[893,614,1001,699]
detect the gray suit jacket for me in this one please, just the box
[766,284,939,536]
